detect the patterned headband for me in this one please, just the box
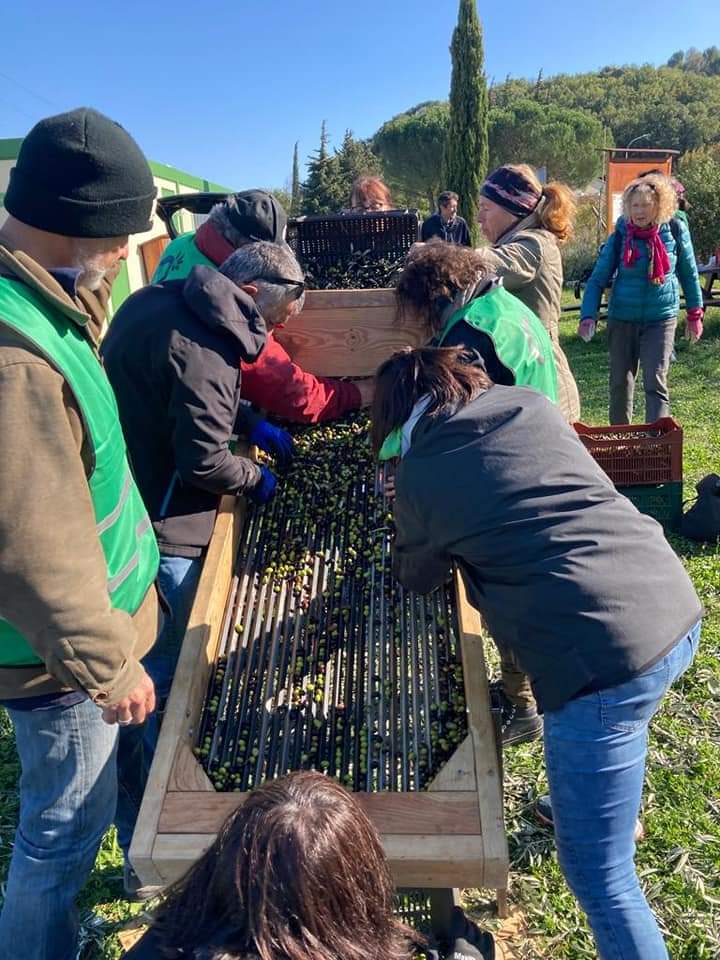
[480,167,542,218]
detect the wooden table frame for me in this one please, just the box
[130,289,509,914]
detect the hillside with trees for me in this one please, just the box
[291,58,720,232]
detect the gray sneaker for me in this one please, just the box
[123,861,162,902]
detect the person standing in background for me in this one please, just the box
[421,191,471,246]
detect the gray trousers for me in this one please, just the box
[608,318,677,425]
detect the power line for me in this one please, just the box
[0,69,59,109]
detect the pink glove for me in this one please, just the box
[578,317,596,342]
[686,307,704,342]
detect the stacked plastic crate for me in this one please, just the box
[574,418,683,531]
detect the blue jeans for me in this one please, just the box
[544,620,701,960]
[0,698,118,960]
[149,554,203,704]
[115,554,202,858]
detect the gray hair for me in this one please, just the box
[219,241,305,316]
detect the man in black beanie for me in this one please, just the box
[0,108,162,957]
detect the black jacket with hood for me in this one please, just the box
[102,266,266,558]
[392,385,702,712]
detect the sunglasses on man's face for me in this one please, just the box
[271,277,306,301]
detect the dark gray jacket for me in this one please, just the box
[392,386,702,711]
[102,267,266,557]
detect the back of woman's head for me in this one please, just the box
[350,176,393,212]
[396,242,490,334]
[153,772,418,960]
[370,346,492,455]
[496,164,576,243]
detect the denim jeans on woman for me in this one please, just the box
[115,554,203,858]
[544,620,701,960]
[0,698,118,960]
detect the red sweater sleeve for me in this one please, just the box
[240,333,361,424]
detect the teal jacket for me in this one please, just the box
[581,216,703,324]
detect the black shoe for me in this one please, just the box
[490,682,543,747]
[535,794,645,842]
[445,906,495,960]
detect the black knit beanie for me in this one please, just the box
[4,107,156,238]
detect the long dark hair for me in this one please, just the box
[149,772,420,960]
[370,346,492,456]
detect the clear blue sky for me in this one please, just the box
[1,1,718,190]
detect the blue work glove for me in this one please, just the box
[247,465,277,505]
[249,420,294,469]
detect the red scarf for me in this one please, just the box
[623,222,671,285]
[194,220,235,266]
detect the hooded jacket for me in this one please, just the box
[102,266,266,557]
[581,215,703,324]
[0,240,161,703]
[392,385,702,712]
[153,222,361,423]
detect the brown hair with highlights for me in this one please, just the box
[370,346,493,456]
[396,241,491,335]
[504,163,576,243]
[149,772,420,960]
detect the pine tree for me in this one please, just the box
[290,141,302,215]
[441,0,489,244]
[335,129,383,206]
[301,121,338,214]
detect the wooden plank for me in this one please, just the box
[427,736,477,792]
[274,289,425,377]
[454,569,509,889]
[150,833,503,889]
[159,791,482,836]
[303,289,400,309]
[168,743,215,792]
[130,493,241,885]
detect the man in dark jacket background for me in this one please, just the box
[102,241,302,751]
[421,191,471,246]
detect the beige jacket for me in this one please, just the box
[0,240,160,703]
[477,211,581,422]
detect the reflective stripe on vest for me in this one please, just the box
[438,284,559,405]
[0,278,159,668]
[151,232,213,283]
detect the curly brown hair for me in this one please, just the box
[396,241,490,335]
[149,772,421,960]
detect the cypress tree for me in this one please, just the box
[290,141,302,215]
[441,0,488,244]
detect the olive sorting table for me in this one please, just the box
[131,288,509,918]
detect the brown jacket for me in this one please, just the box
[0,240,160,704]
[477,212,581,422]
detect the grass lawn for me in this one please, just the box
[1,299,718,958]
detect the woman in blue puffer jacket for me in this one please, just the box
[579,174,704,424]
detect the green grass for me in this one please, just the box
[1,301,718,958]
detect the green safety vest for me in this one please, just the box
[438,284,559,403]
[378,285,558,461]
[152,231,213,283]
[0,278,160,667]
